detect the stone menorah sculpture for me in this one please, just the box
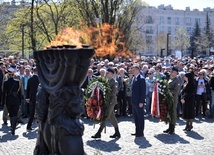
[33,45,94,155]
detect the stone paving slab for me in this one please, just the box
[0,110,214,155]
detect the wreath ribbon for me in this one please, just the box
[151,82,160,117]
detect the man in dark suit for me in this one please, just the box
[131,64,146,137]
[81,68,96,118]
[116,68,128,116]
[81,68,95,90]
[26,67,39,131]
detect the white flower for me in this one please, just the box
[163,85,166,88]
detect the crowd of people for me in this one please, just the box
[1,54,214,137]
[0,55,39,135]
[82,55,214,137]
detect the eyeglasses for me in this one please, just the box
[148,73,152,75]
[198,73,203,76]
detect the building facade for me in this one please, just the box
[137,5,214,56]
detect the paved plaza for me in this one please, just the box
[0,110,214,155]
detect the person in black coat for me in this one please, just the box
[26,67,39,131]
[0,61,4,108]
[181,72,196,131]
[2,67,22,135]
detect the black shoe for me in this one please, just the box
[183,126,189,131]
[110,133,121,138]
[18,120,24,124]
[163,129,170,133]
[186,126,193,131]
[11,129,15,135]
[91,133,101,139]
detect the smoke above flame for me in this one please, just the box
[46,23,131,58]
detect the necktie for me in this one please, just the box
[24,76,28,90]
[132,77,136,85]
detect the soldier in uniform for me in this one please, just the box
[91,68,120,139]
[163,67,180,134]
[2,66,22,135]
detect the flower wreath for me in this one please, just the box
[84,77,111,123]
[151,77,174,124]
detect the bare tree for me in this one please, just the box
[154,32,167,56]
[74,0,123,26]
[117,0,147,53]
[172,27,190,55]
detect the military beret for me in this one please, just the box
[107,68,115,74]
[171,67,178,72]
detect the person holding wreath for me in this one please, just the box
[181,72,196,131]
[163,67,179,134]
[91,68,120,139]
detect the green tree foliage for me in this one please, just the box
[4,0,82,52]
[191,13,213,55]
[191,20,201,54]
[200,12,213,53]
[3,0,146,58]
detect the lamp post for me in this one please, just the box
[21,24,25,58]
[167,32,170,56]
[161,48,165,57]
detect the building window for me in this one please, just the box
[146,26,153,34]
[160,16,164,21]
[160,26,164,32]
[168,26,171,33]
[187,27,192,34]
[175,27,179,33]
[175,17,179,25]
[186,17,191,24]
[167,17,171,24]
[146,16,153,24]
[195,18,200,23]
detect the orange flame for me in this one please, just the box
[91,23,132,58]
[46,23,132,59]
[46,27,91,48]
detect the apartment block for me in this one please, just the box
[137,4,214,56]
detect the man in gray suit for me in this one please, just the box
[91,68,120,139]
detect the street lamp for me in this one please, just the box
[161,48,165,57]
[167,32,170,56]
[21,24,25,58]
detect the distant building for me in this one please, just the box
[136,4,214,56]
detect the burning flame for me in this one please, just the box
[91,23,131,58]
[46,23,132,59]
[46,27,91,48]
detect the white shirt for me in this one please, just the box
[196,79,205,95]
